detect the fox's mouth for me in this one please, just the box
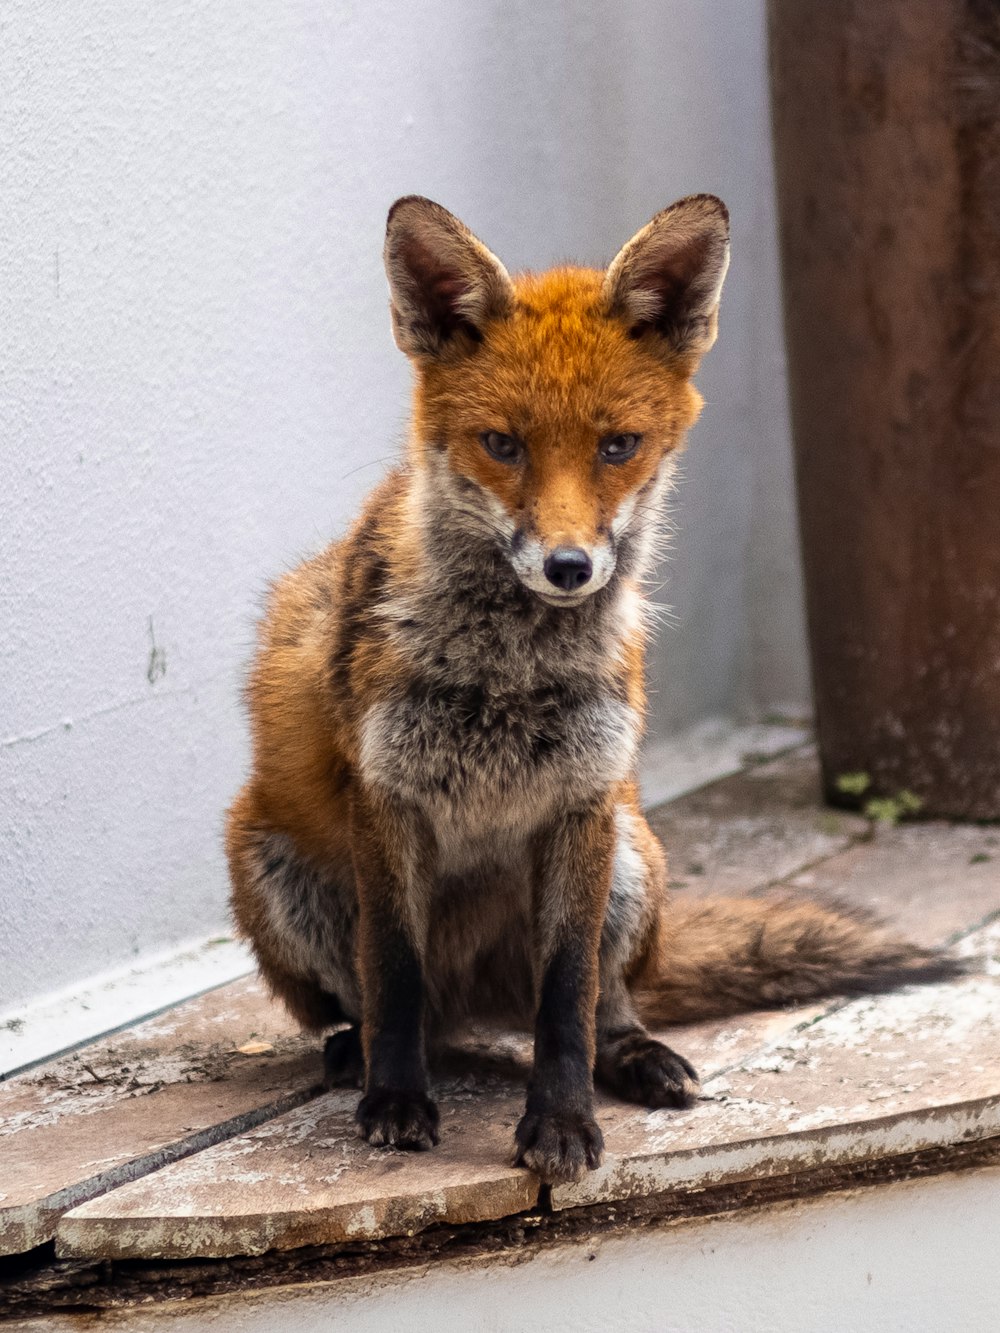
[535,587,595,609]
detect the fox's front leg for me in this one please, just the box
[350,785,439,1151]
[515,802,613,1184]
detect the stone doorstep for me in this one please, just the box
[4,745,1000,1263]
[50,1006,823,1261]
[553,1098,1000,1210]
[53,921,1000,1260]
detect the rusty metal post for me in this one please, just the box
[769,0,1000,818]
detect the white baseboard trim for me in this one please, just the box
[0,935,254,1080]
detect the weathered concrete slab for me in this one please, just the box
[648,747,869,898]
[53,837,991,1265]
[781,821,1000,945]
[52,1006,826,1260]
[0,977,318,1255]
[650,746,998,944]
[56,1076,538,1260]
[551,921,1000,1210]
[53,924,1000,1259]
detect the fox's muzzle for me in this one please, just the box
[509,531,616,605]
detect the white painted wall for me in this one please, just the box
[0,1,807,1009]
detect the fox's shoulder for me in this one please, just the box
[242,468,417,819]
[257,467,409,635]
[250,466,418,734]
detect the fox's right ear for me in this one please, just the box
[384,197,514,358]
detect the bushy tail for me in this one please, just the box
[634,893,964,1026]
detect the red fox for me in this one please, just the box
[227,195,952,1183]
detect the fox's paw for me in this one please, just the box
[323,1026,364,1089]
[597,1033,700,1109]
[356,1088,440,1151]
[514,1110,604,1184]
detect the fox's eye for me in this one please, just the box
[599,433,642,464]
[480,431,524,464]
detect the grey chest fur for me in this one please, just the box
[360,676,638,829]
[357,545,641,843]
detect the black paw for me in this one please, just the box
[356,1087,440,1151]
[323,1026,364,1089]
[597,1033,700,1109]
[514,1109,605,1184]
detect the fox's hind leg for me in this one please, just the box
[323,1026,365,1088]
[595,806,700,1109]
[226,787,362,1041]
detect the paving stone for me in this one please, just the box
[653,1005,829,1082]
[639,719,810,807]
[58,930,999,1259]
[648,747,869,898]
[781,822,1000,945]
[56,1074,538,1260]
[0,977,318,1255]
[649,746,999,944]
[551,921,1000,1210]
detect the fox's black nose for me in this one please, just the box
[543,546,593,592]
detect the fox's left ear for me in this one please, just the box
[384,196,514,358]
[603,194,730,365]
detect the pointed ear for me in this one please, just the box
[602,195,730,364]
[384,196,515,358]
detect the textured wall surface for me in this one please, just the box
[0,0,807,1008]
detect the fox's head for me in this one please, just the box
[385,195,729,607]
